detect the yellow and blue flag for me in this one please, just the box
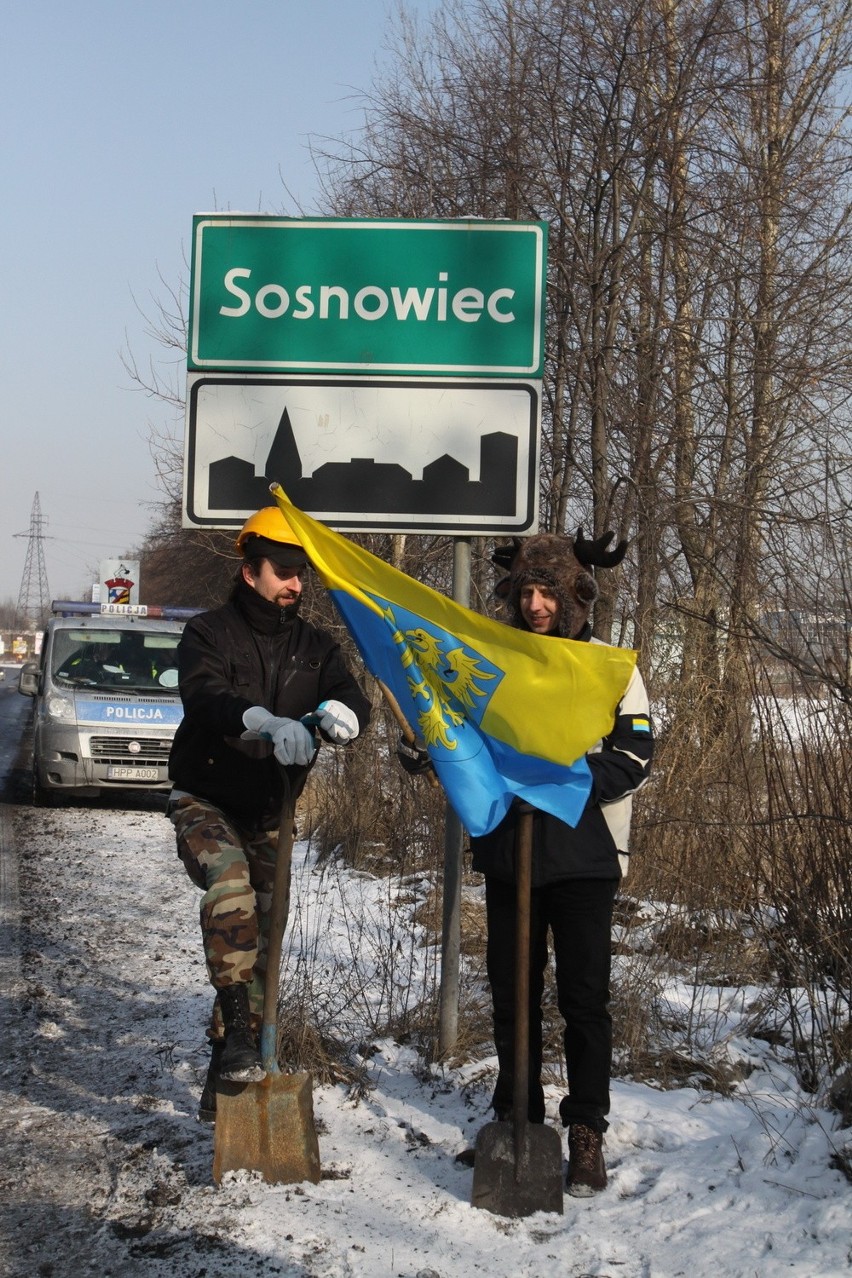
[271,485,637,837]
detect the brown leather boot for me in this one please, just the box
[566,1123,607,1197]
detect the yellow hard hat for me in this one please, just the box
[235,507,306,563]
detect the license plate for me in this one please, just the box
[106,766,160,781]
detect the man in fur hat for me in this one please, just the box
[470,529,653,1196]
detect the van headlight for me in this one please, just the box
[45,695,76,721]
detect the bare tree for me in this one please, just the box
[314,0,852,1090]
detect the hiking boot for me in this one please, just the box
[218,984,265,1083]
[198,1040,224,1123]
[566,1123,607,1197]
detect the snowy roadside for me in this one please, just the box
[0,801,850,1278]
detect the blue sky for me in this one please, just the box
[2,0,439,606]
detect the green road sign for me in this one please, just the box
[188,216,547,377]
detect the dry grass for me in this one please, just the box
[291,661,851,1115]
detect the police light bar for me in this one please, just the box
[51,601,200,620]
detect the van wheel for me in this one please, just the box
[32,766,58,807]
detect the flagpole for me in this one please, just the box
[438,536,471,1056]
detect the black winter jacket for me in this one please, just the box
[169,580,371,828]
[470,636,653,886]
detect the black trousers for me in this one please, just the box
[484,874,618,1132]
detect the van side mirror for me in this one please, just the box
[18,662,39,697]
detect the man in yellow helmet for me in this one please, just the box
[168,506,371,1119]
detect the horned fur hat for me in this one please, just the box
[493,528,628,639]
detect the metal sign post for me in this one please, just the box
[438,536,471,1056]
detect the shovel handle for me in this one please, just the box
[376,678,440,789]
[377,679,414,743]
[260,784,297,1074]
[513,804,534,1180]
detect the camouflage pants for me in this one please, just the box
[170,795,284,1041]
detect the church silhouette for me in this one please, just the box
[208,403,518,515]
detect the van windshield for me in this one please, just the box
[51,629,181,694]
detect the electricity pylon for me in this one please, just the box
[15,492,51,627]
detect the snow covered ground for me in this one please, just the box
[1,800,850,1278]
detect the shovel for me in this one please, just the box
[471,803,564,1216]
[212,788,321,1185]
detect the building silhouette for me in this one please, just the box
[208,405,518,516]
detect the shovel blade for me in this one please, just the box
[212,1071,321,1185]
[471,1120,564,1217]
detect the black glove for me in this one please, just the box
[396,734,432,776]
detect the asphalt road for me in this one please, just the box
[0,664,31,1000]
[0,663,33,805]
[0,663,166,1009]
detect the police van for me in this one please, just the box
[19,601,198,804]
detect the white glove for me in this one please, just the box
[241,706,317,767]
[314,699,359,744]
